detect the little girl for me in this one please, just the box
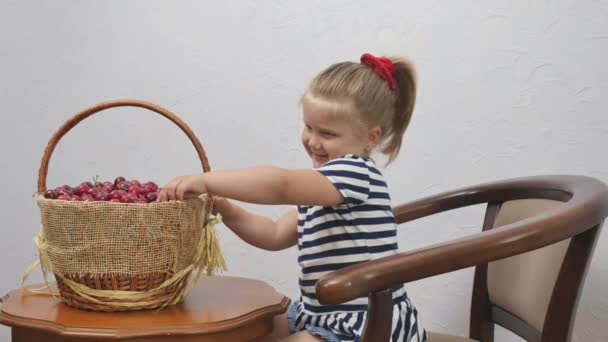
[158,53,426,342]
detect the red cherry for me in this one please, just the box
[121,194,136,203]
[116,181,130,191]
[102,182,115,192]
[95,191,111,201]
[131,180,142,188]
[57,194,71,201]
[128,185,143,196]
[135,199,148,204]
[110,190,126,200]
[81,194,95,201]
[59,185,74,195]
[81,181,94,188]
[109,198,121,203]
[144,192,158,202]
[74,184,89,196]
[142,184,156,194]
[71,195,82,201]
[44,190,58,199]
[85,187,98,196]
[114,177,126,185]
[57,189,72,197]
[143,182,159,191]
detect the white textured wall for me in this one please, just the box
[1,1,607,341]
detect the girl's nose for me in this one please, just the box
[308,135,321,149]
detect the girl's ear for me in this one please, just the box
[367,126,383,148]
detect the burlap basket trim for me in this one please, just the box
[38,195,206,277]
[24,195,226,308]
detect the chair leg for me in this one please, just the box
[481,321,494,342]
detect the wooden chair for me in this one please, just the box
[315,175,608,342]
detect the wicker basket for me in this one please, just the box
[34,99,224,312]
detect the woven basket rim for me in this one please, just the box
[36,193,209,205]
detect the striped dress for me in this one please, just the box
[292,154,426,342]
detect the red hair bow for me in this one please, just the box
[360,53,397,91]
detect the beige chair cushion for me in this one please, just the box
[488,199,568,331]
[428,331,478,342]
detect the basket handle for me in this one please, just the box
[38,99,211,193]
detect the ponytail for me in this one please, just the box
[382,57,417,164]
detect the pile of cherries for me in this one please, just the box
[43,177,160,203]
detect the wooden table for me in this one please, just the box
[0,276,290,341]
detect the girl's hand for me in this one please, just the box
[157,175,208,202]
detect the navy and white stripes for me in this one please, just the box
[293,154,426,341]
[291,297,426,341]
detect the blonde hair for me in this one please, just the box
[302,56,417,164]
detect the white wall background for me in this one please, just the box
[1,1,607,341]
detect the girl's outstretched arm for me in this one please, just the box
[158,166,343,206]
[213,197,298,251]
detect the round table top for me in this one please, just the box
[0,275,290,340]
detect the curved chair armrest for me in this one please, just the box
[316,175,608,305]
[391,175,606,224]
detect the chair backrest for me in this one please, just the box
[471,198,603,342]
[489,200,565,333]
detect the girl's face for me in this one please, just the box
[301,98,372,168]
